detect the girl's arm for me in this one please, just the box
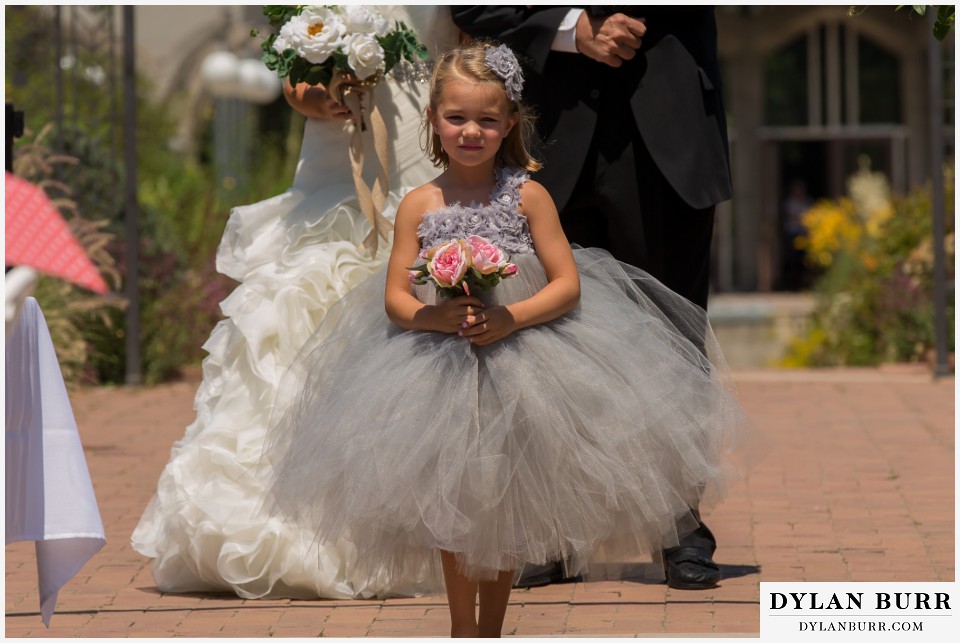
[385,189,486,333]
[461,180,580,345]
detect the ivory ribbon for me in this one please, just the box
[330,71,393,257]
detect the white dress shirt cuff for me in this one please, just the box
[550,9,584,53]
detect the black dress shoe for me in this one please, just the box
[514,561,580,589]
[663,546,721,590]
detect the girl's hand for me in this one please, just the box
[418,296,485,334]
[458,305,517,345]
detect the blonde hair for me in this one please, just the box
[424,42,542,172]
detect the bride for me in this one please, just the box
[132,7,459,599]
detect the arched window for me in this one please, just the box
[858,36,902,124]
[764,36,807,126]
[762,24,905,128]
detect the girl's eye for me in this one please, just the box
[481,118,498,123]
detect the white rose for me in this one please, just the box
[342,5,380,34]
[345,33,384,80]
[280,7,346,65]
[273,17,298,54]
[372,17,391,38]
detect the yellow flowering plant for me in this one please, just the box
[783,161,954,367]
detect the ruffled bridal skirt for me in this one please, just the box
[131,160,440,600]
[132,5,460,599]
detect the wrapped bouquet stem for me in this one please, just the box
[329,71,393,255]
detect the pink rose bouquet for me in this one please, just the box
[408,236,519,297]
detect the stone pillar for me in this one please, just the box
[902,50,927,188]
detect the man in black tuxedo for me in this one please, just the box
[451,5,733,590]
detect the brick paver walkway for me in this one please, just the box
[5,368,954,637]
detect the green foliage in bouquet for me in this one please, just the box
[379,25,429,73]
[782,161,955,367]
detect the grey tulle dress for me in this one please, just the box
[263,167,746,586]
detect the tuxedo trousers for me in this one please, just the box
[548,104,718,556]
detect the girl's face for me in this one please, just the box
[428,79,518,169]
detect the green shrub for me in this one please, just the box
[7,6,297,385]
[783,162,955,366]
[13,125,125,387]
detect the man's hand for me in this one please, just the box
[574,12,646,68]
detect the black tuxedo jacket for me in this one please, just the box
[451,6,733,212]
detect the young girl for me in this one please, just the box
[264,42,745,637]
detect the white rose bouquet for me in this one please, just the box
[255,5,427,89]
[252,5,429,257]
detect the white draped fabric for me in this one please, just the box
[5,297,106,626]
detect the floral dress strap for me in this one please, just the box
[491,166,528,213]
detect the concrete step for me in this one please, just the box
[708,293,815,368]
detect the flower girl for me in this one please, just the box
[263,42,745,637]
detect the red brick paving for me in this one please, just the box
[4,368,954,637]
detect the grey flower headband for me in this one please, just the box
[484,44,524,102]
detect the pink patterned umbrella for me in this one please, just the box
[4,172,108,294]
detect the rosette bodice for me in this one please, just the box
[417,167,535,255]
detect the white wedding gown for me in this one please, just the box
[131,7,459,599]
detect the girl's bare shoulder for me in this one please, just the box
[397,181,446,225]
[518,179,559,219]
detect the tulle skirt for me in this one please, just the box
[263,247,746,584]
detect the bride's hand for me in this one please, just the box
[283,79,352,121]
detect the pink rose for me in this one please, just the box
[501,263,518,277]
[427,240,471,289]
[466,235,506,275]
